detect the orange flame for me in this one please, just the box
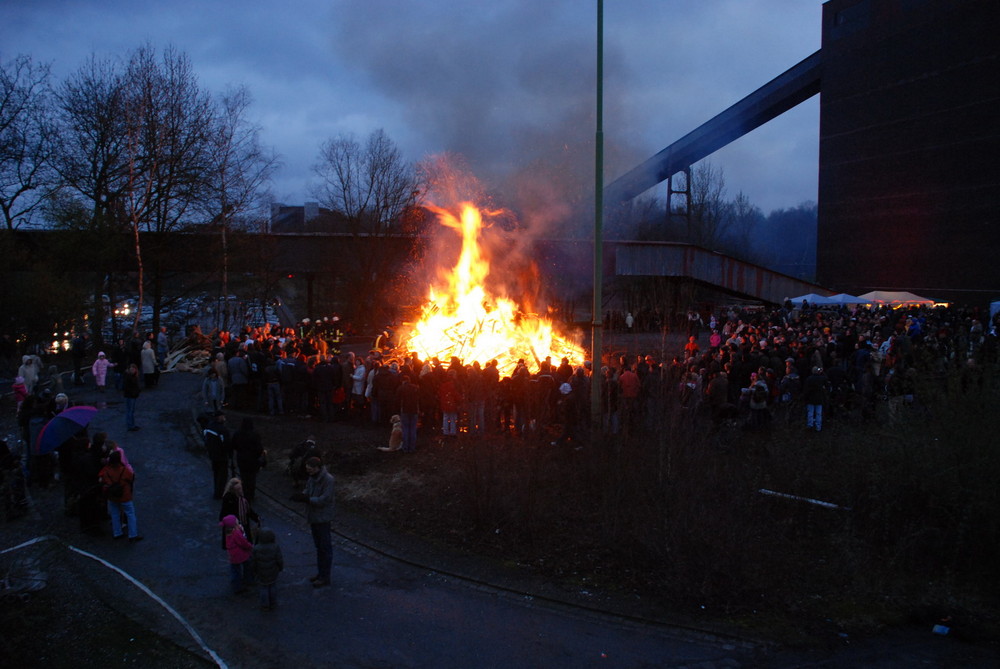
[400,202,585,377]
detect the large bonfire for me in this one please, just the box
[398,201,585,377]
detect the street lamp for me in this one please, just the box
[591,0,605,436]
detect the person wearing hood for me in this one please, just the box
[219,514,252,594]
[17,355,39,394]
[91,352,114,392]
[252,527,284,610]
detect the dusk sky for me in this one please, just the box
[1,1,822,216]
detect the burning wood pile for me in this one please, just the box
[397,202,584,376]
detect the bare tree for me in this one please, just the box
[314,128,417,234]
[0,54,58,230]
[760,202,817,279]
[52,55,132,346]
[312,128,418,325]
[202,86,279,330]
[53,56,130,223]
[122,45,216,334]
[727,191,765,263]
[687,161,734,250]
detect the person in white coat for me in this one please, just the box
[140,341,158,388]
[91,352,114,392]
[350,357,367,419]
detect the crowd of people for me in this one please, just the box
[8,294,999,484]
[2,296,997,610]
[174,298,999,451]
[1,417,145,541]
[8,297,998,472]
[595,299,997,437]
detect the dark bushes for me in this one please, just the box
[435,381,1000,636]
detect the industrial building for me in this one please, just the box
[816,0,999,304]
[607,0,999,307]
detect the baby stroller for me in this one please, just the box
[1,437,29,521]
[286,438,317,488]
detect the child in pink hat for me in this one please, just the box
[220,514,253,594]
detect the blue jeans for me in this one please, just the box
[317,390,333,422]
[108,499,138,538]
[229,561,250,593]
[311,522,332,581]
[267,382,283,415]
[605,409,620,435]
[124,397,137,430]
[468,401,485,434]
[401,413,418,452]
[442,412,458,436]
[259,583,277,608]
[806,404,823,431]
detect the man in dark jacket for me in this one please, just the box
[71,332,89,385]
[203,411,231,499]
[312,356,337,422]
[803,366,831,432]
[398,374,420,452]
[706,370,731,422]
[226,350,250,410]
[290,456,334,588]
[231,417,264,502]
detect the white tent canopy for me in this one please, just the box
[858,290,935,306]
[788,293,838,305]
[828,293,869,304]
[789,291,938,307]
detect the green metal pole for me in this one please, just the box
[591,0,604,437]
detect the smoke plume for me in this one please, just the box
[328,0,644,239]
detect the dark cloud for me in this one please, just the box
[1,0,821,214]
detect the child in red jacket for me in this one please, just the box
[220,514,253,594]
[11,376,28,414]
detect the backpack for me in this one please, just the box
[105,469,126,501]
[752,384,767,404]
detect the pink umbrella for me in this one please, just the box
[34,405,99,455]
